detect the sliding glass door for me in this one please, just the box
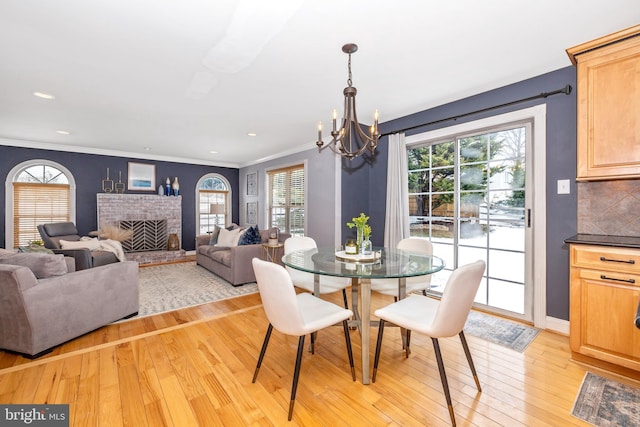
[408,122,532,319]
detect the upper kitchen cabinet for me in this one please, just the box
[567,25,640,181]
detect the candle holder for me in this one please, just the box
[115,170,125,193]
[102,168,114,193]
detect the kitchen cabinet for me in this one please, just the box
[569,243,640,373]
[567,25,640,180]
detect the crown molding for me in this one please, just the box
[0,137,240,169]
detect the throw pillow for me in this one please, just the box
[208,225,221,245]
[238,225,261,245]
[237,227,251,246]
[60,238,101,251]
[0,253,68,278]
[215,227,244,247]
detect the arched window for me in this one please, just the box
[5,160,76,249]
[196,174,231,234]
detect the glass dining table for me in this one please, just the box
[282,246,445,384]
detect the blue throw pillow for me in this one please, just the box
[208,225,221,245]
[238,225,261,245]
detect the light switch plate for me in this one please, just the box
[557,179,570,195]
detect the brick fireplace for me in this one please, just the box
[96,194,185,264]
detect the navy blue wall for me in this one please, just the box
[0,146,239,251]
[343,66,578,320]
[341,155,379,242]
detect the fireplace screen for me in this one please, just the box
[119,219,167,252]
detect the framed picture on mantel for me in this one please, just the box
[128,162,155,191]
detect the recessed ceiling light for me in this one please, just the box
[144,147,151,151]
[33,91,55,100]
[56,130,71,135]
[209,150,218,154]
[247,132,257,137]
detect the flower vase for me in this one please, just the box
[172,177,180,196]
[357,227,364,254]
[362,238,372,255]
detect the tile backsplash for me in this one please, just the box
[577,179,640,236]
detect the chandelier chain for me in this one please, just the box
[347,53,353,87]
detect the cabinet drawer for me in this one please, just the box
[577,268,640,288]
[571,245,640,274]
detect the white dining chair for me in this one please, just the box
[371,237,433,299]
[251,258,356,421]
[284,236,351,308]
[372,260,486,427]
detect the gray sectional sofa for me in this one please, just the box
[196,228,289,286]
[0,253,139,358]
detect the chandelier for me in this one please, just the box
[316,43,379,160]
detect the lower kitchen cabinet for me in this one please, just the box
[570,244,640,374]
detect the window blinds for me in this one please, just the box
[13,183,70,246]
[267,164,304,235]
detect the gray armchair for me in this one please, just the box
[37,222,119,271]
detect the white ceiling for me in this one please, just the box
[0,1,638,168]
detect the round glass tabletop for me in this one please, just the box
[282,247,445,279]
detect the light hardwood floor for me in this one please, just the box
[1,278,638,426]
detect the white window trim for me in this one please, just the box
[5,159,77,249]
[195,173,232,233]
[405,105,547,329]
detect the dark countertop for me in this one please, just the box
[565,234,640,249]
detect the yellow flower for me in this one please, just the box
[346,213,369,229]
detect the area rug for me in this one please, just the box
[134,262,258,318]
[463,311,540,352]
[572,372,640,426]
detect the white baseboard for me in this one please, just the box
[545,316,569,335]
[186,250,196,256]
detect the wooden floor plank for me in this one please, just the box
[32,359,64,405]
[116,343,149,427]
[1,288,637,426]
[74,352,100,427]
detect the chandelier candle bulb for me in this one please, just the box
[332,109,337,131]
[318,121,322,141]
